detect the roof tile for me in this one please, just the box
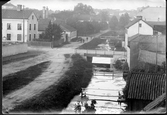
[127,73,166,100]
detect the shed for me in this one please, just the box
[123,72,166,111]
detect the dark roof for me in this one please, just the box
[125,18,141,28]
[129,34,151,42]
[125,18,153,28]
[60,24,77,32]
[126,73,166,100]
[2,9,33,19]
[146,21,166,26]
[38,18,51,31]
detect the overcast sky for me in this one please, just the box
[9,0,165,11]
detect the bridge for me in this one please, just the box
[75,49,126,58]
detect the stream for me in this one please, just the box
[61,69,127,114]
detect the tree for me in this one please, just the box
[74,3,94,15]
[109,15,118,30]
[118,13,130,30]
[41,21,63,41]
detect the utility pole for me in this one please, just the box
[23,5,25,43]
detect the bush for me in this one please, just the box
[113,60,123,70]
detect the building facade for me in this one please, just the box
[2,5,38,42]
[125,18,153,69]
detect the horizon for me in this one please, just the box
[7,0,166,11]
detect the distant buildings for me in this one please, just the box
[2,5,39,42]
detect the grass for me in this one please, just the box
[78,37,106,50]
[100,30,117,36]
[3,61,51,96]
[10,54,93,113]
[2,50,44,65]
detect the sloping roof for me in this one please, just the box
[60,24,77,32]
[126,73,166,100]
[125,18,153,28]
[128,34,151,42]
[38,18,51,31]
[137,7,166,22]
[146,21,166,26]
[2,9,33,19]
[125,18,141,28]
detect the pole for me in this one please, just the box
[156,35,158,71]
[23,5,25,42]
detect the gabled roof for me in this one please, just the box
[38,18,77,32]
[126,73,166,100]
[125,18,141,28]
[125,18,153,29]
[2,9,33,19]
[38,18,51,31]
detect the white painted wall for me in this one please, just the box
[2,13,38,42]
[27,13,39,41]
[2,19,28,42]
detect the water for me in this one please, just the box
[61,69,126,114]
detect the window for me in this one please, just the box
[32,15,34,20]
[34,34,36,39]
[17,24,22,30]
[139,23,142,27]
[17,34,22,41]
[29,24,31,30]
[29,34,31,41]
[7,23,11,30]
[34,24,36,30]
[7,34,11,40]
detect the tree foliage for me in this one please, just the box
[118,13,130,30]
[74,3,95,15]
[41,21,63,41]
[109,15,118,30]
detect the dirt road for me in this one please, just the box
[2,42,82,111]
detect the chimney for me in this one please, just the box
[136,16,142,19]
[43,6,46,19]
[46,7,48,18]
[17,4,22,11]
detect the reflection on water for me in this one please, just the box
[62,70,126,114]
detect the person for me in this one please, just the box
[89,100,97,113]
[74,101,81,114]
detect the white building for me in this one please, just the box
[124,17,153,69]
[2,5,38,42]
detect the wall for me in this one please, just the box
[2,19,28,42]
[2,43,28,57]
[130,41,140,70]
[138,20,153,35]
[27,13,39,41]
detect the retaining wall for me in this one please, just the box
[2,43,28,57]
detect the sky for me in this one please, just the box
[9,0,166,11]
